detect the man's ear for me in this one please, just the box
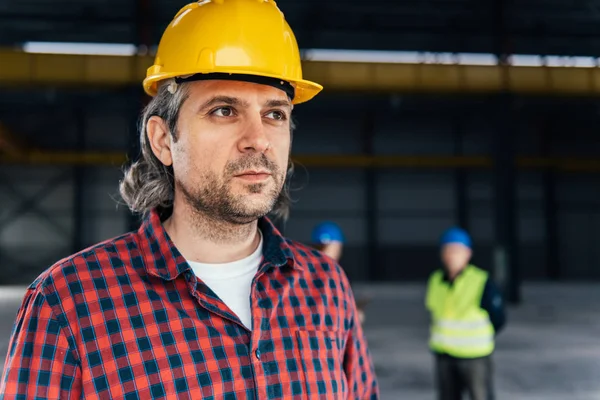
[146,116,173,166]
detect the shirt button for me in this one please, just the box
[255,349,261,360]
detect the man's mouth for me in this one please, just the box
[233,170,272,182]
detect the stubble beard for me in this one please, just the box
[178,153,286,226]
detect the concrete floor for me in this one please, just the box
[0,283,599,399]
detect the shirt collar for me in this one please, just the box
[137,209,300,281]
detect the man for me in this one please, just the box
[426,227,506,400]
[0,1,378,398]
[311,222,368,324]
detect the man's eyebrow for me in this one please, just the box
[264,99,293,109]
[197,96,249,111]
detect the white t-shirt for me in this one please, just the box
[187,232,263,330]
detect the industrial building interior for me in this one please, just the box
[1,0,600,398]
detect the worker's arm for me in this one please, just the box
[0,287,82,399]
[424,271,439,312]
[480,277,506,334]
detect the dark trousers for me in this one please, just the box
[435,353,494,400]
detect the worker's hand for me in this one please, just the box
[358,309,366,324]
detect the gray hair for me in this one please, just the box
[119,79,295,221]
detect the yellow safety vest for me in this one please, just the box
[426,265,495,358]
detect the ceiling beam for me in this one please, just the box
[2,49,600,96]
[304,60,600,95]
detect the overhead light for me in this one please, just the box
[300,49,498,65]
[22,41,137,56]
[545,55,596,68]
[456,53,498,66]
[301,49,424,64]
[509,54,543,67]
[301,48,600,68]
[20,43,600,68]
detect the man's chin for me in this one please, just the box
[224,208,272,224]
[238,198,275,216]
[221,194,275,222]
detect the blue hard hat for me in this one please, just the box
[440,227,472,248]
[312,221,344,244]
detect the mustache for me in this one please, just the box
[225,154,280,176]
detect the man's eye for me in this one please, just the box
[212,107,234,117]
[266,110,286,120]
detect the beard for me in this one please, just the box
[177,153,286,225]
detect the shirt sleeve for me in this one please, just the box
[480,277,507,334]
[0,287,82,399]
[340,274,379,399]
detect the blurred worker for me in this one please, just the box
[311,221,345,260]
[426,227,506,400]
[311,221,368,323]
[0,1,378,398]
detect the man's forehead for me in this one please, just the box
[188,80,291,104]
[443,243,470,250]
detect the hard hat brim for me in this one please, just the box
[143,69,323,104]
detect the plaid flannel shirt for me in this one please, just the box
[1,209,379,399]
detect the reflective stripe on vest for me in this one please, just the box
[430,333,494,347]
[426,265,495,358]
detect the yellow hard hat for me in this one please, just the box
[143,0,323,104]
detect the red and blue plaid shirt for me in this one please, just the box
[1,210,378,399]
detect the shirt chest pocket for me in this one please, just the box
[295,329,347,400]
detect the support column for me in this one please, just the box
[541,122,560,279]
[72,105,85,254]
[363,111,379,281]
[492,96,520,304]
[492,0,519,303]
[453,119,468,230]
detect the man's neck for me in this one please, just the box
[445,265,468,282]
[163,203,261,264]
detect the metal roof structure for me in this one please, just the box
[2,0,600,55]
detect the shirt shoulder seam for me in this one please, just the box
[29,282,82,366]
